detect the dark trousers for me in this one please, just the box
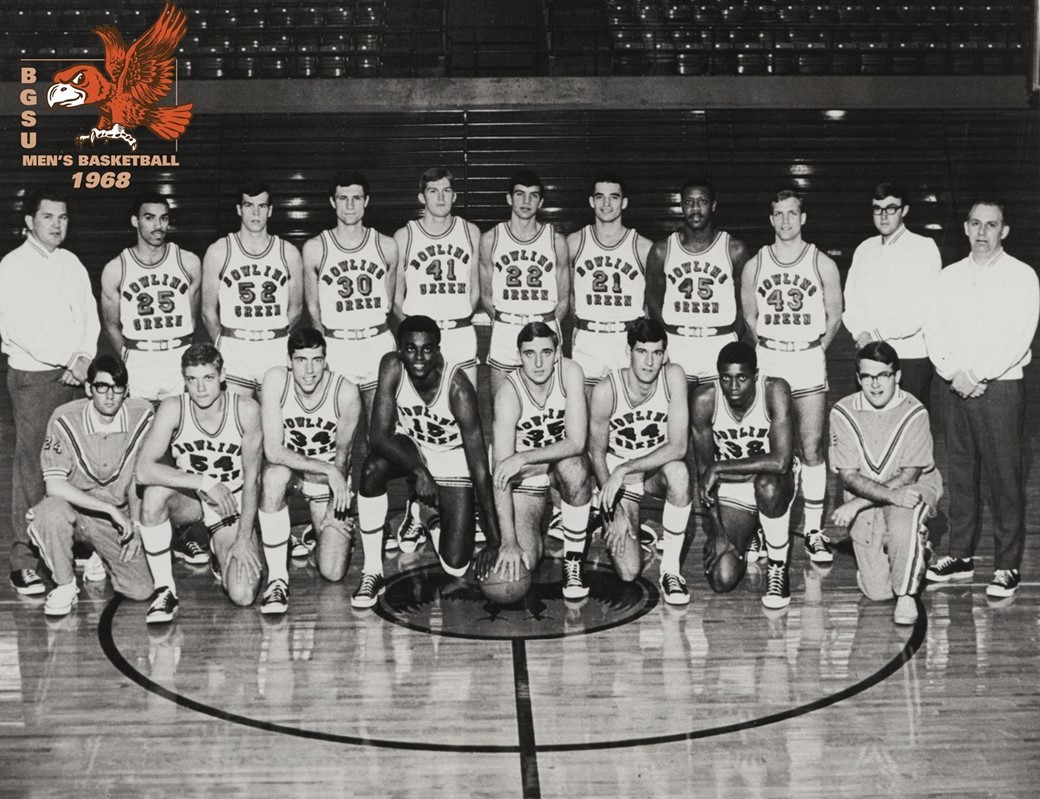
[899,357,934,415]
[7,368,78,572]
[940,378,1026,570]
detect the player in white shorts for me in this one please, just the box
[100,193,201,403]
[589,317,693,605]
[393,168,482,381]
[647,177,751,386]
[303,172,397,412]
[691,341,799,609]
[135,344,263,623]
[479,170,569,397]
[740,190,842,565]
[352,315,501,608]
[568,173,652,397]
[257,327,361,614]
[201,181,303,396]
[489,321,591,598]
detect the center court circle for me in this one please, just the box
[373,561,659,639]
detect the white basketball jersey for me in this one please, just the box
[171,393,245,491]
[280,369,345,464]
[217,233,293,331]
[752,243,827,342]
[507,361,568,452]
[395,360,464,452]
[713,376,771,481]
[316,228,391,331]
[607,369,671,459]
[118,243,194,342]
[490,222,558,317]
[401,218,475,321]
[572,226,645,324]
[662,231,737,328]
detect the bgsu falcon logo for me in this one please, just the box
[46,3,193,151]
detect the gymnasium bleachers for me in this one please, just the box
[2,0,1032,78]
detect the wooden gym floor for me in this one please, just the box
[1,342,1038,799]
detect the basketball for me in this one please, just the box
[479,561,532,605]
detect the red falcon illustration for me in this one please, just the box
[46,3,193,151]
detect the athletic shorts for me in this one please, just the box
[756,345,827,398]
[297,473,352,504]
[488,318,560,371]
[571,329,630,385]
[219,335,288,392]
[716,459,801,514]
[123,346,187,403]
[417,444,472,488]
[438,325,478,371]
[515,462,552,497]
[325,330,394,393]
[199,487,244,537]
[605,452,648,503]
[667,332,737,384]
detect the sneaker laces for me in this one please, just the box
[15,568,39,583]
[805,531,829,551]
[931,556,957,572]
[357,573,380,595]
[150,588,175,612]
[992,569,1015,587]
[766,563,786,595]
[265,580,288,603]
[661,573,687,594]
[564,556,583,587]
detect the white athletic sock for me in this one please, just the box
[660,501,692,574]
[561,501,590,557]
[761,504,793,565]
[258,507,290,584]
[802,462,826,532]
[357,493,388,575]
[139,520,176,595]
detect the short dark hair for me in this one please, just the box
[716,341,757,372]
[590,173,626,197]
[967,198,1008,226]
[680,177,716,203]
[24,187,69,217]
[517,321,559,350]
[397,315,441,348]
[509,170,544,195]
[238,181,272,203]
[287,327,327,356]
[626,316,668,349]
[329,172,369,198]
[182,342,224,372]
[132,192,170,218]
[872,182,907,204]
[88,355,129,387]
[856,340,901,372]
[772,189,804,211]
[420,167,454,193]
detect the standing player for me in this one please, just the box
[100,193,201,403]
[646,177,752,387]
[479,170,570,396]
[740,190,843,564]
[568,174,652,397]
[135,344,263,622]
[201,181,304,396]
[490,322,591,598]
[691,342,799,609]
[393,168,482,380]
[588,317,693,605]
[352,316,501,608]
[257,328,362,614]
[303,172,398,417]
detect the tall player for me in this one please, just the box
[691,342,799,609]
[135,344,263,622]
[201,181,304,397]
[393,168,482,380]
[740,190,842,564]
[568,174,652,397]
[100,193,201,403]
[479,170,570,396]
[302,172,398,417]
[588,317,692,605]
[352,315,501,608]
[491,322,591,598]
[257,328,362,614]
[646,177,752,387]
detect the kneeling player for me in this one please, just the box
[136,344,263,622]
[692,342,798,610]
[352,315,501,607]
[258,328,362,614]
[589,317,693,605]
[491,322,591,598]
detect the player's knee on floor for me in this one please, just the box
[317,528,352,583]
[706,550,747,594]
[225,575,259,607]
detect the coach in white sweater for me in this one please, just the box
[924,199,1039,599]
